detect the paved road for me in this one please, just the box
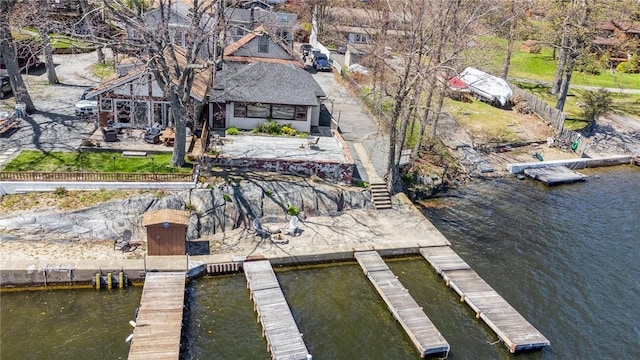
[509,77,640,94]
[310,67,390,182]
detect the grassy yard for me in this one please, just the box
[444,98,521,143]
[3,150,193,173]
[516,82,640,130]
[0,189,169,214]
[469,36,640,90]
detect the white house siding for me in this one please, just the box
[227,102,312,133]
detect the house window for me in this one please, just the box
[235,27,246,37]
[258,35,269,53]
[271,104,295,120]
[247,103,270,118]
[354,33,367,43]
[294,106,307,121]
[234,103,247,117]
[100,99,113,112]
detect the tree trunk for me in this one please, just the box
[501,0,517,80]
[550,34,568,95]
[168,95,187,167]
[96,47,105,63]
[556,53,577,111]
[0,7,36,113]
[42,32,59,85]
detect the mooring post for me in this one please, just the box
[118,272,124,289]
[95,273,101,291]
[107,273,112,290]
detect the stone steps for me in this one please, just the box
[370,182,392,210]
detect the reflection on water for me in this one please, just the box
[1,287,142,359]
[2,167,639,359]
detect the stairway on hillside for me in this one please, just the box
[369,182,392,210]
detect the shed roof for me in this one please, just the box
[142,209,190,226]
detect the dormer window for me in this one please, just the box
[258,35,269,53]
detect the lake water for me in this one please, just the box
[2,166,639,359]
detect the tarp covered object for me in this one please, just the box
[458,67,513,107]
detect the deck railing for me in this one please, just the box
[0,171,193,182]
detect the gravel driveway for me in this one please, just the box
[0,51,105,156]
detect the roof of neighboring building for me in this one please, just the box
[210,62,325,106]
[593,37,622,47]
[142,209,191,226]
[224,7,296,27]
[223,25,302,66]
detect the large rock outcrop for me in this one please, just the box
[0,179,371,242]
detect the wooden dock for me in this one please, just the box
[524,166,587,185]
[128,272,186,360]
[243,260,311,360]
[354,251,450,358]
[420,246,550,353]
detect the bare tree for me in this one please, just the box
[0,0,36,113]
[359,0,498,192]
[12,1,59,84]
[103,0,219,167]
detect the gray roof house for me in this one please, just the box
[209,62,325,133]
[224,6,297,45]
[127,1,218,59]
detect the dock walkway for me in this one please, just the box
[243,260,311,360]
[420,246,550,353]
[128,272,186,360]
[354,251,450,358]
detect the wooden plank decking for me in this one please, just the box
[354,251,450,358]
[524,166,587,185]
[128,272,186,360]
[420,246,550,353]
[243,260,311,360]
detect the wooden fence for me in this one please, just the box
[0,171,194,182]
[511,85,565,132]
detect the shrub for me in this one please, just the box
[264,189,274,196]
[184,203,195,211]
[354,180,369,188]
[258,120,282,135]
[581,88,612,121]
[207,148,221,156]
[286,205,300,216]
[52,187,68,197]
[616,55,639,73]
[223,193,232,202]
[251,127,259,134]
[281,124,297,136]
[226,127,240,135]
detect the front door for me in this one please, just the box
[212,103,226,129]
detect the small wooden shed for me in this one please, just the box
[142,209,190,256]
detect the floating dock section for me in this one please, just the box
[128,272,186,360]
[355,251,450,358]
[524,166,587,185]
[243,260,311,360]
[420,247,550,353]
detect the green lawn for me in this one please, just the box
[515,82,640,130]
[49,34,93,50]
[444,98,520,143]
[469,36,640,90]
[3,150,193,173]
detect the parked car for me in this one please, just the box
[336,45,347,55]
[75,100,97,116]
[300,43,313,56]
[313,54,332,72]
[0,76,12,99]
